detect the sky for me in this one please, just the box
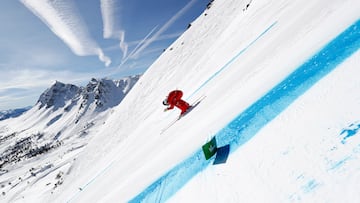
[0,0,207,111]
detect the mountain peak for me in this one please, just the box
[35,75,141,113]
[80,75,141,110]
[37,81,80,110]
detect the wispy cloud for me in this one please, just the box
[100,0,121,38]
[128,0,198,59]
[20,0,111,67]
[0,69,90,91]
[0,68,96,109]
[0,87,38,109]
[101,0,196,67]
[100,0,128,59]
[103,31,182,52]
[0,94,35,110]
[121,25,159,65]
[128,32,183,47]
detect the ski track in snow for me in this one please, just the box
[130,18,360,202]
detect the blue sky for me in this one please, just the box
[0,0,206,111]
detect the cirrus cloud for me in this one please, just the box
[100,0,128,60]
[20,0,111,67]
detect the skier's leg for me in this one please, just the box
[178,100,190,115]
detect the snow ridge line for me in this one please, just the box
[186,21,278,100]
[130,18,360,203]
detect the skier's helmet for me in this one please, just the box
[163,98,169,106]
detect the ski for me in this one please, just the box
[160,117,180,134]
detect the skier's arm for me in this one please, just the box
[167,104,175,110]
[164,103,175,112]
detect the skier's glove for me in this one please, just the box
[164,108,169,112]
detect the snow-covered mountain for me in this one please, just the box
[2,0,360,202]
[0,75,139,201]
[0,107,31,121]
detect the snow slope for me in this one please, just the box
[48,0,360,202]
[0,76,139,202]
[2,0,360,202]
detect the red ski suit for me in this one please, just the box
[165,90,190,115]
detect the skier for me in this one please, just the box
[163,90,190,116]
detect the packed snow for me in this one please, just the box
[1,0,360,202]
